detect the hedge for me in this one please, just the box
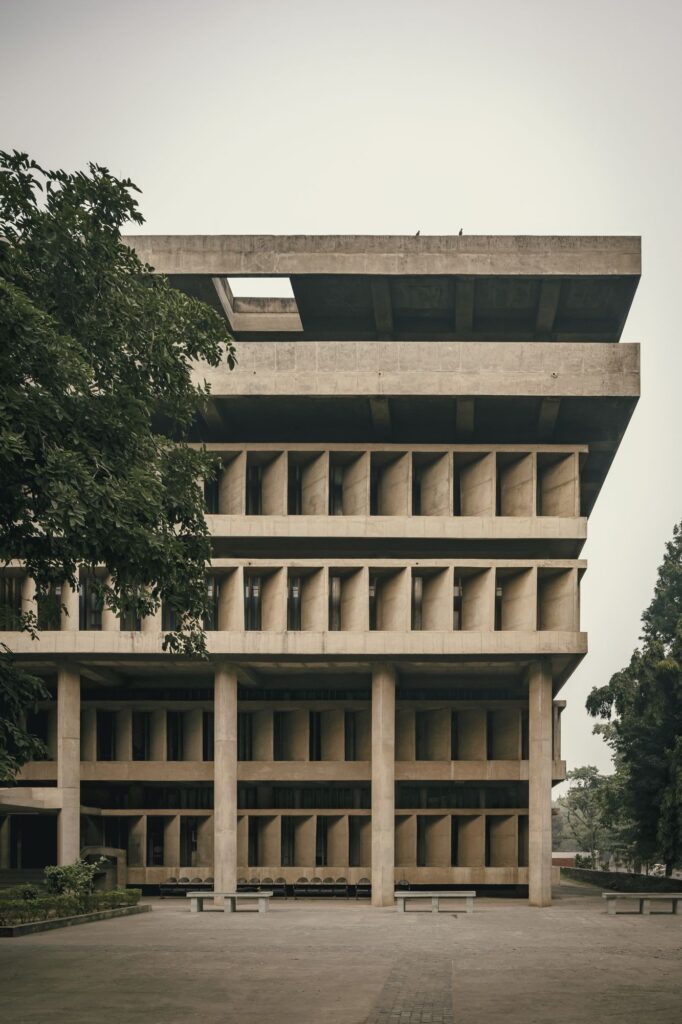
[0,888,141,926]
[561,867,682,893]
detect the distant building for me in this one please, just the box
[0,235,640,906]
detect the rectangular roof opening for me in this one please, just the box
[228,276,295,299]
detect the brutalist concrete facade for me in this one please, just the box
[0,235,640,906]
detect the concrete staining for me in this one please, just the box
[1,886,680,1024]
[0,235,641,910]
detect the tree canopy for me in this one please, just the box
[587,522,682,874]
[0,151,235,778]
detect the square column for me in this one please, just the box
[528,660,553,907]
[371,664,396,907]
[57,666,80,865]
[214,665,238,895]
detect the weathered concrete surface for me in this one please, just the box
[0,885,680,1024]
[125,234,641,277]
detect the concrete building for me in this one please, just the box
[0,235,640,906]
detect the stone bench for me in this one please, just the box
[395,891,476,914]
[602,892,682,915]
[187,891,273,914]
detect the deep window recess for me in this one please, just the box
[315,816,328,867]
[288,463,303,515]
[203,576,220,630]
[37,584,62,631]
[369,463,380,516]
[453,577,463,631]
[344,711,356,761]
[244,577,262,631]
[0,576,22,629]
[132,711,150,761]
[329,575,341,631]
[273,712,286,761]
[204,475,220,514]
[248,817,259,866]
[246,464,262,515]
[309,711,321,761]
[237,713,253,761]
[203,711,214,761]
[494,585,503,631]
[281,816,295,867]
[146,818,165,867]
[79,576,103,631]
[411,575,423,631]
[180,817,198,866]
[96,711,116,761]
[167,711,184,761]
[451,816,459,866]
[287,576,302,631]
[416,816,427,867]
[368,580,377,631]
[162,602,178,632]
[329,464,344,516]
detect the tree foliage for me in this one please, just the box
[587,522,682,873]
[0,151,235,779]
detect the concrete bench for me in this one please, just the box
[395,891,476,914]
[187,891,273,914]
[602,892,682,915]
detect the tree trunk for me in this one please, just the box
[665,861,673,877]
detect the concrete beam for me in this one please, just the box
[125,235,641,278]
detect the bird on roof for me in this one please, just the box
[416,230,420,236]
[459,228,463,235]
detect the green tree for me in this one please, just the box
[0,151,235,779]
[556,766,612,867]
[587,522,682,874]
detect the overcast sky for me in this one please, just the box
[2,0,681,778]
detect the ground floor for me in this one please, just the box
[1,881,680,1024]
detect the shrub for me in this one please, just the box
[0,888,141,927]
[43,858,107,896]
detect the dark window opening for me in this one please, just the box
[288,463,302,515]
[309,711,321,761]
[96,711,116,761]
[204,474,220,514]
[494,585,503,631]
[203,576,220,630]
[167,711,184,761]
[0,576,22,629]
[369,580,377,631]
[273,712,286,761]
[451,816,459,866]
[344,711,356,761]
[453,577,463,631]
[246,464,262,515]
[237,713,253,761]
[369,462,380,515]
[287,575,301,631]
[244,577,262,631]
[315,816,328,867]
[411,575,423,631]
[329,575,341,631]
[37,585,61,631]
[416,816,427,867]
[329,464,343,516]
[132,711,150,761]
[248,817,259,866]
[146,817,165,867]
[281,816,295,867]
[203,711,214,761]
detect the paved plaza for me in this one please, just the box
[1,882,680,1024]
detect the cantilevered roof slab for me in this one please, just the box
[125,235,640,342]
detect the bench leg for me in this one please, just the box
[607,900,617,915]
[397,899,405,913]
[225,898,236,913]
[432,897,439,914]
[672,899,679,915]
[190,898,202,913]
[466,897,473,914]
[258,897,268,913]
[640,899,651,915]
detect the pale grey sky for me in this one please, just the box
[2,0,681,777]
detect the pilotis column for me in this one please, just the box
[371,663,396,907]
[214,664,238,895]
[57,665,81,864]
[528,660,553,906]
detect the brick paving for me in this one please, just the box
[365,955,454,1024]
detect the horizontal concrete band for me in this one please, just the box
[4,630,587,657]
[19,759,567,784]
[125,234,641,277]
[195,341,640,397]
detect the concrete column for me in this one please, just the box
[57,666,81,865]
[60,580,80,631]
[21,575,36,621]
[164,815,181,869]
[101,574,119,631]
[528,661,553,907]
[0,816,11,869]
[371,664,396,907]
[214,665,238,895]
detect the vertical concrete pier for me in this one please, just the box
[371,664,396,907]
[57,665,80,865]
[214,664,238,895]
[528,661,553,907]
